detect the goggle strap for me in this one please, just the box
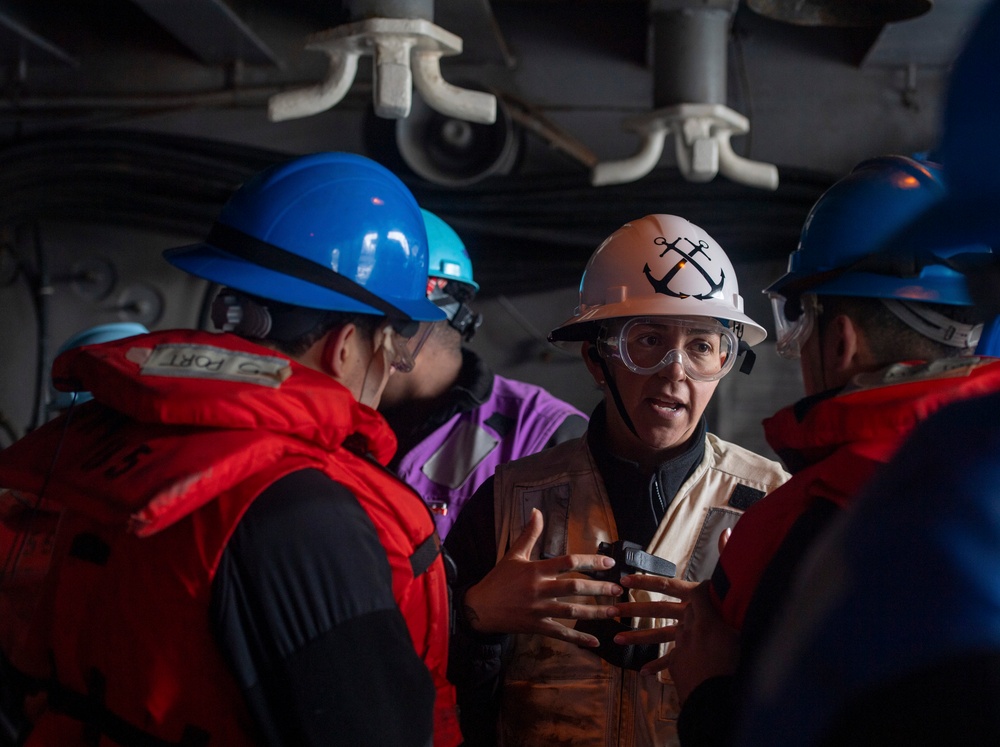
[451,305,483,342]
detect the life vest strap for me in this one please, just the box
[40,668,211,747]
[410,531,441,578]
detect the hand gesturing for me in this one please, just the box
[462,508,624,647]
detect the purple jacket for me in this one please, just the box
[395,372,588,538]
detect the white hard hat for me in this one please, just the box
[550,214,766,346]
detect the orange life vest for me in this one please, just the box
[0,329,459,746]
[712,356,1000,632]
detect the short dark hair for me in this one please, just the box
[429,317,463,352]
[216,289,384,357]
[819,295,983,363]
[265,309,383,358]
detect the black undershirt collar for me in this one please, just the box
[588,402,707,548]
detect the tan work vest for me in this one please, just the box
[492,434,788,747]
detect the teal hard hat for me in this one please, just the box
[420,209,483,340]
[422,209,479,292]
[766,155,990,306]
[50,322,149,411]
[165,152,446,324]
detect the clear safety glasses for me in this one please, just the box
[598,316,738,382]
[379,320,433,373]
[770,293,822,360]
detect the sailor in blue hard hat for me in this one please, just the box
[765,155,990,385]
[166,151,446,406]
[0,152,460,745]
[732,4,1000,743]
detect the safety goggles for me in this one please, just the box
[598,316,738,381]
[380,320,433,373]
[427,277,482,341]
[769,293,822,360]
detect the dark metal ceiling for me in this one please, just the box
[0,128,831,296]
[0,1,987,89]
[0,0,989,295]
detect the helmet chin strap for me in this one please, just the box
[589,346,640,440]
[737,340,756,374]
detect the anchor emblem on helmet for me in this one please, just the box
[643,236,725,300]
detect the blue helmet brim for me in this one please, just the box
[165,242,447,323]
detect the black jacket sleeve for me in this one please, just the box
[212,468,435,747]
[677,675,739,747]
[443,475,509,747]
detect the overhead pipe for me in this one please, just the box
[268,0,495,124]
[592,0,778,190]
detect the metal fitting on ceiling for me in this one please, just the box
[592,0,778,190]
[268,0,496,125]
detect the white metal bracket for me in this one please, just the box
[268,18,496,124]
[591,103,778,190]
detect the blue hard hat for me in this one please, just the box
[977,317,1000,357]
[50,322,149,411]
[422,209,479,292]
[766,155,990,306]
[165,152,445,323]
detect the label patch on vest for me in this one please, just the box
[135,344,292,387]
[685,506,741,582]
[520,483,570,559]
[728,484,765,511]
[421,421,499,489]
